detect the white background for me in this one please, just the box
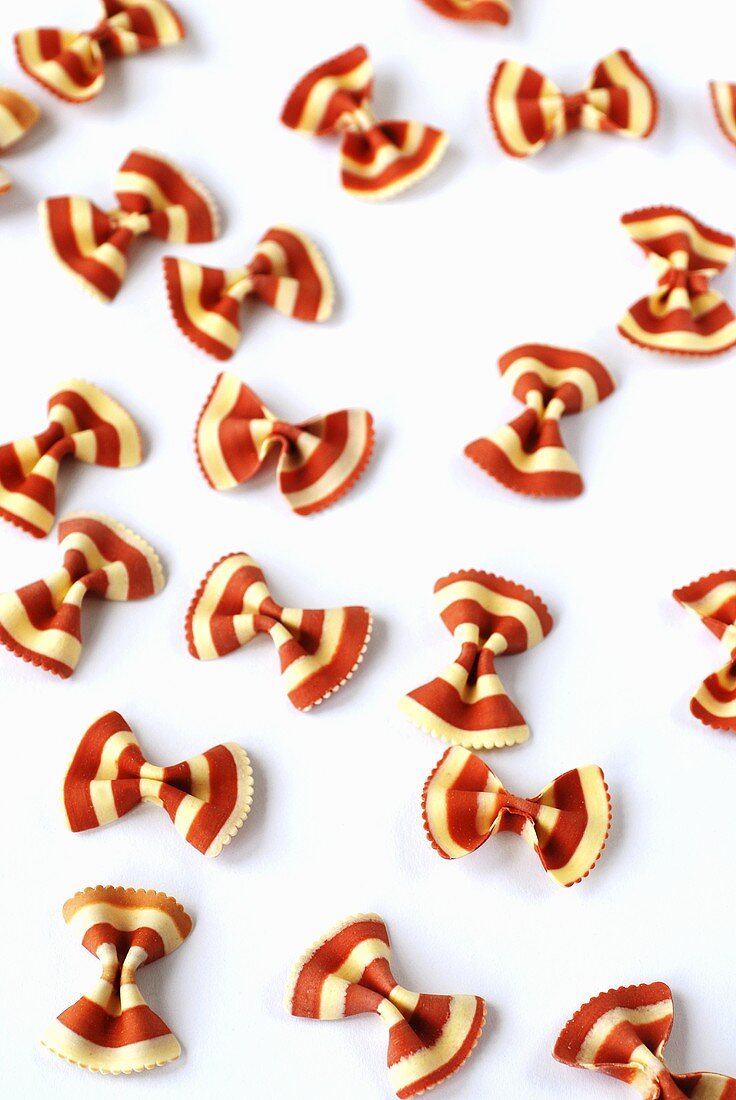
[1,1,735,1097]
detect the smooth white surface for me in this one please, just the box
[1,1,736,1096]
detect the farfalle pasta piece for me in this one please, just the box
[619,206,736,356]
[673,571,736,731]
[419,0,510,22]
[554,983,736,1096]
[0,380,142,538]
[281,44,448,200]
[196,373,374,516]
[465,344,615,499]
[64,711,253,856]
[423,747,611,887]
[15,0,185,105]
[0,86,40,194]
[399,570,552,748]
[41,147,219,303]
[186,552,372,711]
[0,512,164,678]
[287,913,486,1098]
[710,82,736,148]
[490,50,658,158]
[163,225,334,361]
[42,886,191,1073]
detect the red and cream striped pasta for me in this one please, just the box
[163,225,334,361]
[619,206,736,356]
[554,983,736,1096]
[418,0,510,23]
[423,747,611,887]
[287,913,486,1098]
[0,380,142,538]
[0,86,39,194]
[490,50,658,158]
[186,552,372,711]
[40,148,220,303]
[710,82,736,148]
[42,886,192,1073]
[0,512,164,678]
[465,344,615,499]
[673,571,736,732]
[399,570,552,748]
[281,45,448,200]
[15,0,185,105]
[196,373,374,516]
[64,711,254,856]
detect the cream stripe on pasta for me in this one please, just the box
[436,580,545,646]
[342,123,427,176]
[333,937,392,984]
[542,767,604,884]
[502,356,601,408]
[197,372,243,487]
[283,412,369,509]
[439,663,507,701]
[388,996,480,1094]
[678,580,736,619]
[185,752,211,805]
[0,488,54,532]
[68,197,106,270]
[189,555,245,659]
[621,314,736,352]
[66,902,184,954]
[0,590,83,665]
[603,51,652,134]
[296,59,373,132]
[694,676,736,718]
[626,213,734,262]
[278,610,346,693]
[0,104,25,145]
[42,1021,181,1071]
[577,1002,672,1064]
[485,425,581,475]
[179,262,241,351]
[399,694,529,747]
